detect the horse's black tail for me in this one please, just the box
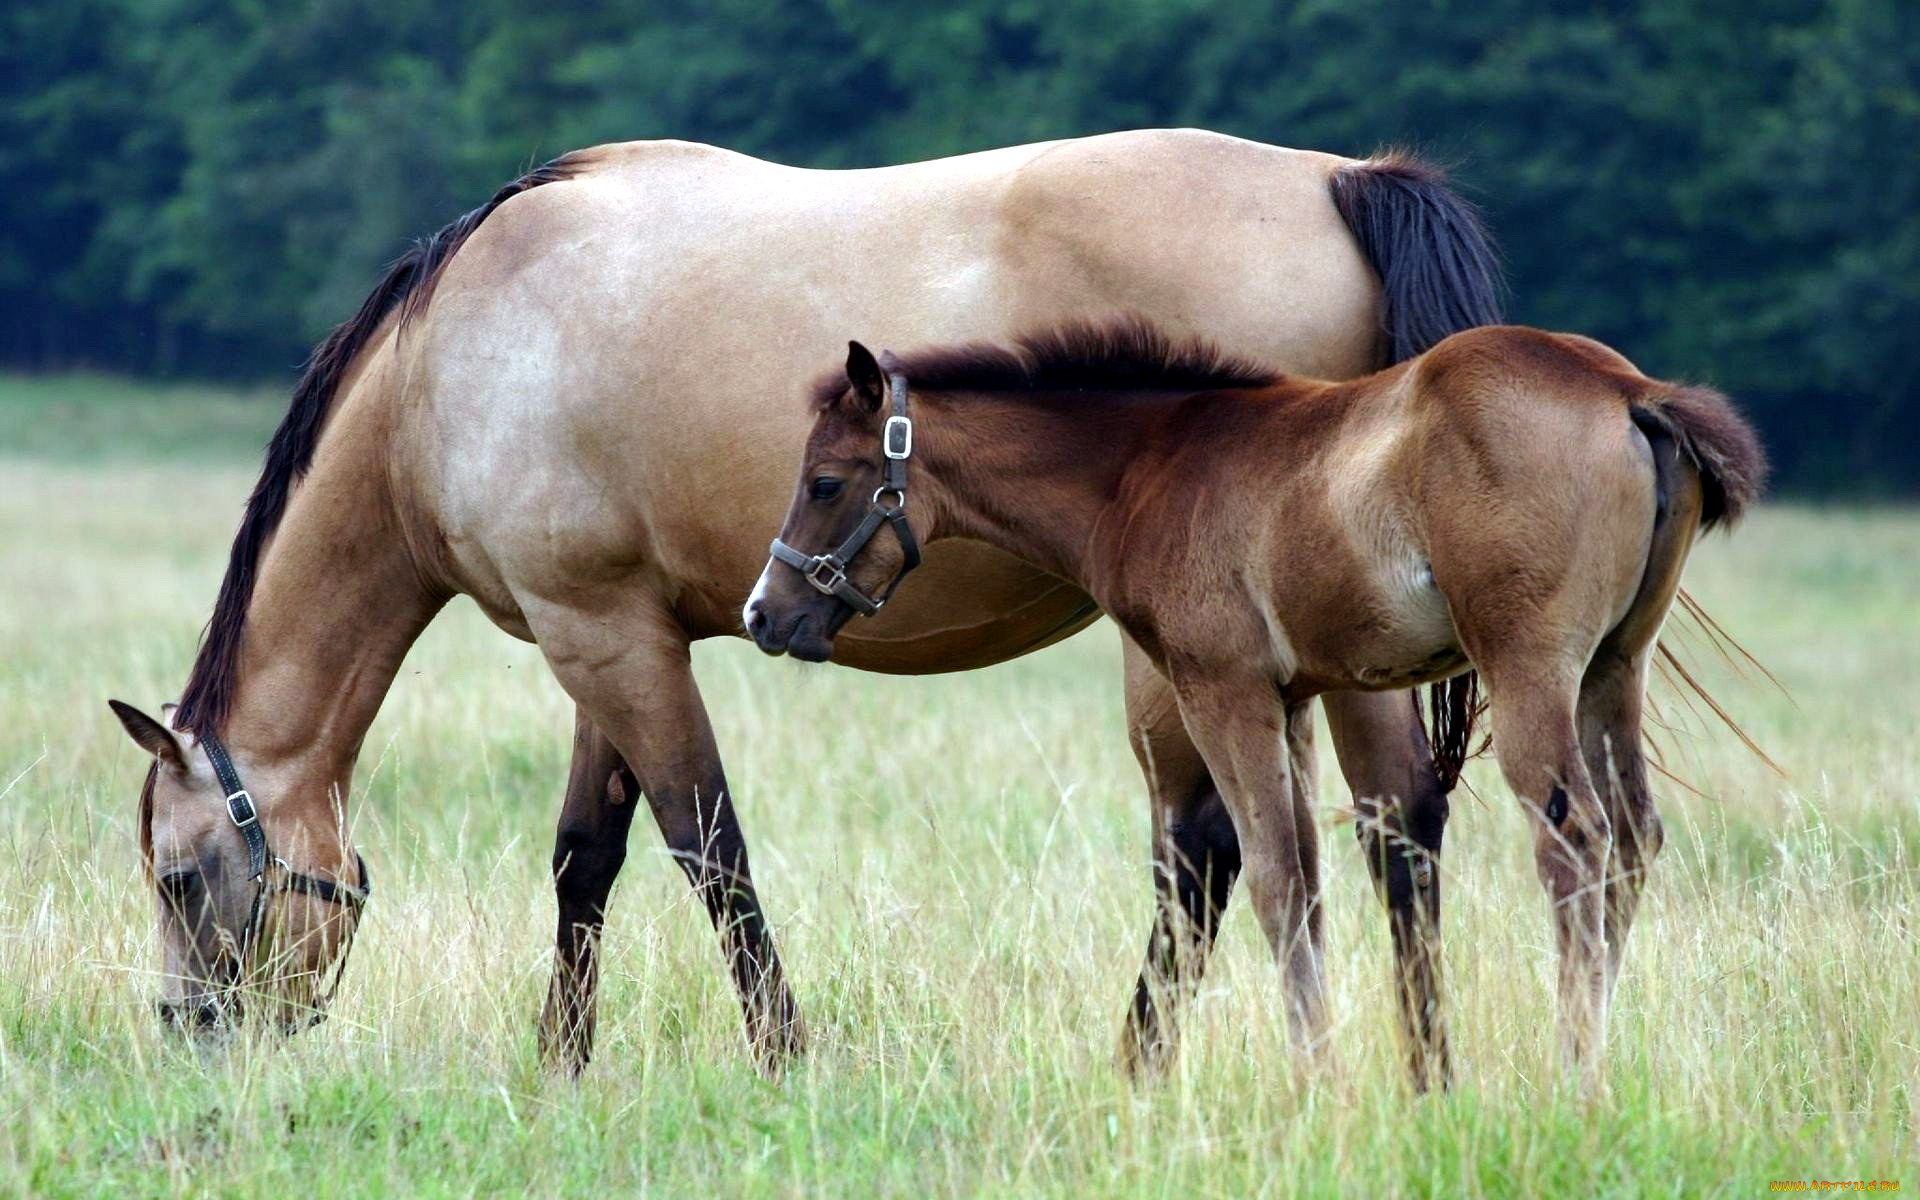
[1330,151,1504,793]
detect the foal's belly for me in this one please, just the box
[1283,560,1467,694]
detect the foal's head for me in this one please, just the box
[746,341,921,662]
[110,700,365,1038]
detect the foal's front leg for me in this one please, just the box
[1171,672,1328,1053]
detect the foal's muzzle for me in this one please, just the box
[749,605,842,662]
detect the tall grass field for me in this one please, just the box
[2,375,1915,1196]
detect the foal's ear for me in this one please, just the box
[108,700,185,768]
[845,341,886,413]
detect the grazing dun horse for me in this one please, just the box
[751,321,1764,1087]
[107,129,1500,1086]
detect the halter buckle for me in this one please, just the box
[804,556,848,595]
[883,414,913,460]
[225,789,259,828]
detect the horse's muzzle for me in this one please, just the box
[158,994,233,1033]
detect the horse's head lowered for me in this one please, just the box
[745,341,922,661]
[109,700,368,1037]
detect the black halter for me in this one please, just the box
[767,370,922,615]
[200,729,369,1025]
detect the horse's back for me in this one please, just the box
[438,128,1375,365]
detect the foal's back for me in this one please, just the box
[1180,326,1724,696]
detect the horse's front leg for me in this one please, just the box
[527,596,803,1073]
[1170,671,1328,1056]
[1322,690,1454,1093]
[539,706,640,1075]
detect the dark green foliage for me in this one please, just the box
[3,0,1914,490]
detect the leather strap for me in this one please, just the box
[201,729,271,881]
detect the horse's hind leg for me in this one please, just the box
[1324,690,1453,1093]
[529,597,802,1072]
[539,707,640,1074]
[1116,641,1241,1076]
[1446,567,1626,1089]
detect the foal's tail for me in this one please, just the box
[1628,385,1768,533]
[1329,150,1504,791]
[1625,384,1772,771]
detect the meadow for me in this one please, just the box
[1,375,1914,1196]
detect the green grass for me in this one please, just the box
[2,375,1916,1196]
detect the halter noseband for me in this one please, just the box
[198,729,369,1026]
[766,370,922,615]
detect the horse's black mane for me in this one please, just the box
[173,151,589,735]
[810,317,1278,411]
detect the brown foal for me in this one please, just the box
[752,319,1764,1088]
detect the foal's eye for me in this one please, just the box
[809,477,844,502]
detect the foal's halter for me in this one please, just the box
[198,730,370,1027]
[767,371,922,615]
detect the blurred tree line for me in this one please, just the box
[3,0,1915,490]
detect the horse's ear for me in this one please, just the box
[109,700,185,769]
[846,341,885,412]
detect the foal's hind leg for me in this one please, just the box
[1474,656,1614,1090]
[528,598,803,1071]
[1324,690,1453,1092]
[539,708,640,1074]
[1117,642,1241,1075]
[1579,435,1699,1006]
[1579,651,1663,1004]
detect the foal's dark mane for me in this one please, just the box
[811,318,1277,411]
[173,152,589,735]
